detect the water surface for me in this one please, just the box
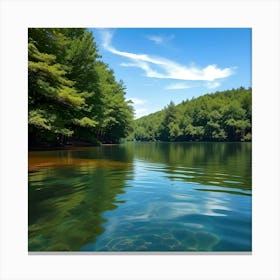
[28,142,252,252]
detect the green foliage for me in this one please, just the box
[57,86,85,107]
[74,117,98,128]
[94,62,134,143]
[131,88,252,142]
[54,128,74,137]
[28,28,133,147]
[29,109,54,130]
[28,28,250,146]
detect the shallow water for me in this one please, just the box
[28,142,252,252]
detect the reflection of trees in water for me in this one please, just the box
[28,143,251,251]
[28,147,134,251]
[126,142,252,190]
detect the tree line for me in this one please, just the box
[28,29,251,146]
[28,28,134,147]
[129,87,252,142]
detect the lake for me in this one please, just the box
[28,142,252,252]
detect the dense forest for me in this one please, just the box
[28,28,251,147]
[28,28,134,147]
[129,87,252,142]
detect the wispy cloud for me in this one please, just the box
[165,82,191,90]
[135,108,148,119]
[126,97,148,118]
[205,81,221,89]
[99,29,234,82]
[127,97,146,105]
[148,35,163,44]
[147,34,174,45]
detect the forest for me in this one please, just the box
[129,87,252,142]
[28,28,251,147]
[28,28,134,147]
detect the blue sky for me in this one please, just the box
[90,28,251,119]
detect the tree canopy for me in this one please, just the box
[28,28,134,147]
[129,87,252,142]
[28,29,251,147]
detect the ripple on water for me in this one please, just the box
[29,143,251,252]
[91,228,219,252]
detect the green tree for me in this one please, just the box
[132,88,252,142]
[28,32,84,145]
[28,28,133,147]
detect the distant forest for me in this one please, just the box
[28,28,134,147]
[129,87,252,142]
[28,28,251,147]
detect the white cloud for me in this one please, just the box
[127,97,146,105]
[165,82,191,90]
[148,35,164,44]
[205,81,221,89]
[99,29,234,82]
[147,34,175,45]
[135,108,148,119]
[126,97,148,118]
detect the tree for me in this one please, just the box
[28,28,133,147]
[132,88,252,142]
[28,31,84,145]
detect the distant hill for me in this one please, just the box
[129,87,252,142]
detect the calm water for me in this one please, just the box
[28,142,252,252]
